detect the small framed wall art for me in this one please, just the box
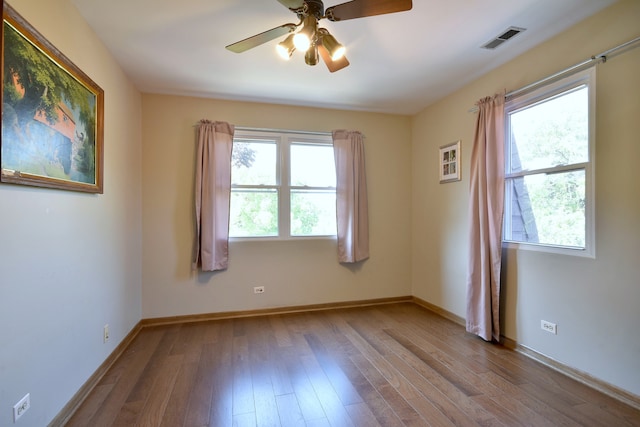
[439,140,461,183]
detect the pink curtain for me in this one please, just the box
[466,95,505,342]
[192,120,234,271]
[332,130,369,263]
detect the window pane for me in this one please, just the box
[291,190,336,236]
[509,86,588,172]
[506,170,585,248]
[229,189,278,237]
[290,144,336,187]
[231,140,277,185]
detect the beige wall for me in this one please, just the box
[0,0,142,425]
[2,1,638,424]
[141,95,412,319]
[412,0,640,396]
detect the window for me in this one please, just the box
[229,130,336,238]
[503,69,595,256]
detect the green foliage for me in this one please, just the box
[229,140,335,237]
[291,192,336,236]
[74,136,95,180]
[526,172,585,247]
[43,161,69,179]
[230,192,278,237]
[291,194,321,235]
[3,22,95,145]
[511,88,588,169]
[230,191,335,237]
[510,88,588,248]
[3,82,21,104]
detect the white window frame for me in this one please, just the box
[230,129,336,240]
[503,68,596,258]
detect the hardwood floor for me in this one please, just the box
[65,303,640,426]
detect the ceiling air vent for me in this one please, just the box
[482,26,526,50]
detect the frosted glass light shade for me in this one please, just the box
[293,33,311,51]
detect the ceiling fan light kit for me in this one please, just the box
[225,0,413,73]
[293,16,317,51]
[305,43,320,65]
[320,31,346,61]
[276,34,297,59]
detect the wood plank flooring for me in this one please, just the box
[65,303,640,426]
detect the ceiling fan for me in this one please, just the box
[225,0,412,72]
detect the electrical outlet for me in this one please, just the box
[253,286,265,294]
[13,393,30,422]
[541,320,557,335]
[103,324,110,343]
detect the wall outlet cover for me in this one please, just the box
[13,393,30,422]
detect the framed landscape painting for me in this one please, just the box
[1,4,104,193]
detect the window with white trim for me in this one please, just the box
[503,69,595,256]
[229,130,336,238]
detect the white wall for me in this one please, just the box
[0,0,142,425]
[141,95,412,319]
[412,0,640,396]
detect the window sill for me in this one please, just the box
[502,241,595,258]
[230,235,337,243]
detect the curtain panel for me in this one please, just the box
[466,95,505,342]
[192,120,234,271]
[332,130,370,263]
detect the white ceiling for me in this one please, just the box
[70,0,617,115]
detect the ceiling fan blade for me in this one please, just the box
[326,0,412,21]
[276,0,305,10]
[226,24,296,53]
[318,44,350,73]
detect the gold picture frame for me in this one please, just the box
[1,4,104,193]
